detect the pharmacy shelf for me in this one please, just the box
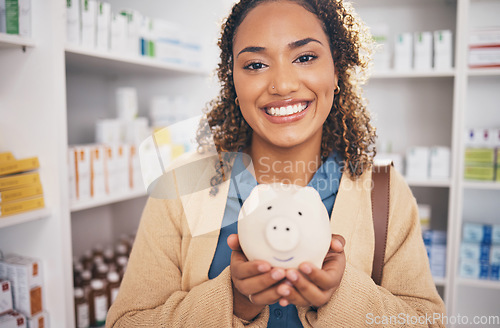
[0,33,36,50]
[65,44,210,77]
[405,178,451,188]
[371,70,456,79]
[0,208,50,229]
[462,181,500,190]
[70,189,147,212]
[458,278,500,290]
[468,68,500,76]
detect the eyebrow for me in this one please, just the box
[237,37,323,58]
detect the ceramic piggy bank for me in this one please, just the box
[237,183,331,269]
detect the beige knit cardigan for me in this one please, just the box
[106,152,446,327]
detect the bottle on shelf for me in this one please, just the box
[107,271,121,307]
[81,270,92,299]
[74,287,90,328]
[89,279,108,327]
[115,256,128,280]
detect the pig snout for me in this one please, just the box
[265,217,300,252]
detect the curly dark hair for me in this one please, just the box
[197,0,376,191]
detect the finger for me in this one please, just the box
[298,262,340,291]
[234,268,286,297]
[248,285,282,306]
[227,234,242,251]
[285,269,331,308]
[276,282,310,307]
[330,234,345,253]
[230,253,271,280]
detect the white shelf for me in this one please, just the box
[0,33,36,49]
[458,278,500,290]
[405,178,451,188]
[468,68,500,77]
[371,70,455,79]
[0,208,50,229]
[433,276,447,287]
[463,181,500,190]
[65,44,210,77]
[70,189,147,212]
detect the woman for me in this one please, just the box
[106,0,446,327]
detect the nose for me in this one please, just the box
[269,62,300,95]
[265,217,300,252]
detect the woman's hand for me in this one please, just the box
[228,234,286,321]
[276,234,346,308]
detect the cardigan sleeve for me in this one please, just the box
[106,196,270,328]
[297,166,446,327]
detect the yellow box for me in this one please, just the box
[0,152,15,162]
[464,166,495,181]
[0,196,45,217]
[0,157,39,176]
[0,183,43,204]
[464,148,495,165]
[0,172,40,191]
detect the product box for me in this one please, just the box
[429,147,450,179]
[406,147,429,179]
[0,0,6,33]
[469,47,500,69]
[139,16,154,57]
[0,311,26,328]
[26,311,48,328]
[414,31,432,71]
[0,196,44,217]
[490,245,500,264]
[491,264,500,280]
[17,0,29,37]
[463,222,492,244]
[73,146,91,201]
[155,20,183,66]
[469,28,500,48]
[80,0,97,49]
[494,224,500,244]
[0,182,43,204]
[110,13,127,53]
[434,30,453,70]
[66,0,80,45]
[418,204,431,231]
[0,157,39,177]
[370,24,391,71]
[464,166,495,181]
[422,230,447,246]
[96,1,110,51]
[105,145,128,194]
[464,148,495,164]
[394,32,413,71]
[129,144,142,190]
[3,256,44,317]
[0,280,13,315]
[95,119,122,144]
[0,173,40,192]
[459,258,489,280]
[120,9,142,56]
[460,242,490,262]
[0,153,14,162]
[90,146,106,198]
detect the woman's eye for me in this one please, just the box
[295,55,316,63]
[244,62,266,70]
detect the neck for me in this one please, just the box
[245,136,323,187]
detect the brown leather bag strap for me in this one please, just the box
[371,162,392,286]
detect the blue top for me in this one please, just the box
[208,152,343,327]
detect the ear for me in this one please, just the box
[241,184,278,216]
[292,186,322,204]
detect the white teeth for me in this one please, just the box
[267,103,308,117]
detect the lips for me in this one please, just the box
[261,99,311,117]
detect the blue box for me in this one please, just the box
[422,230,447,246]
[463,223,492,244]
[493,225,500,244]
[459,259,490,279]
[460,242,490,262]
[490,264,500,280]
[490,245,500,264]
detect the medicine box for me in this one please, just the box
[493,225,500,244]
[80,0,97,49]
[434,30,453,70]
[469,47,500,69]
[90,146,106,198]
[406,147,430,179]
[121,10,142,56]
[26,311,48,328]
[0,280,13,315]
[422,230,447,246]
[73,146,91,201]
[17,0,30,37]
[429,147,450,179]
[96,1,110,51]
[66,0,80,45]
[490,245,500,264]
[110,13,127,53]
[394,32,413,71]
[459,259,489,280]
[463,223,492,244]
[414,31,432,71]
[491,264,500,280]
[460,242,490,262]
[0,311,26,328]
[3,256,44,317]
[469,28,500,48]
[0,0,5,33]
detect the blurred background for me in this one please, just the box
[0,0,499,327]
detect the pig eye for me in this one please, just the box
[298,211,302,216]
[267,206,272,210]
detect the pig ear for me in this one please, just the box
[292,186,322,204]
[241,184,277,215]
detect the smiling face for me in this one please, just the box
[232,0,338,153]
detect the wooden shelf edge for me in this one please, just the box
[0,208,50,229]
[70,189,147,212]
[0,33,36,48]
[64,44,210,76]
